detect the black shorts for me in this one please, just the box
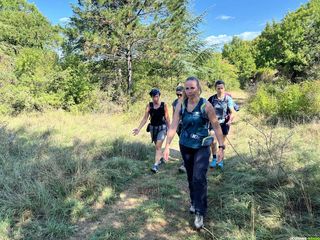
[220,122,230,135]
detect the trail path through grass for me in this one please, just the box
[69,92,249,240]
[69,147,208,240]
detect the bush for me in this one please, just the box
[254,67,278,83]
[249,80,320,121]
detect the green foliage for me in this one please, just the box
[248,84,278,117]
[254,0,320,81]
[249,80,320,121]
[197,52,240,90]
[222,37,256,87]
[0,0,59,48]
[64,0,201,98]
[254,67,278,83]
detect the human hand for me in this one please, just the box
[132,128,140,136]
[216,148,224,163]
[163,146,170,161]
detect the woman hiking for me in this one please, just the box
[208,80,236,170]
[133,88,170,173]
[163,77,225,229]
[172,85,186,173]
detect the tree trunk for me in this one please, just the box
[127,46,133,97]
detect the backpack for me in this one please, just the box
[225,92,240,113]
[180,98,208,119]
[209,93,239,123]
[180,98,213,147]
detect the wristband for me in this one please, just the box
[218,145,225,150]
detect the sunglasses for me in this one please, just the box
[176,93,183,97]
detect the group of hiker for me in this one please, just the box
[132,77,237,230]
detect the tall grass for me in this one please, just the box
[0,112,154,239]
[0,93,319,239]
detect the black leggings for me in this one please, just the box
[179,144,210,216]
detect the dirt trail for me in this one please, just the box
[69,149,197,240]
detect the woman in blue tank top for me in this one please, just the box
[164,77,225,229]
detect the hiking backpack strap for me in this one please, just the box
[149,102,153,120]
[181,98,207,119]
[200,98,207,119]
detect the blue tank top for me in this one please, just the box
[179,98,209,149]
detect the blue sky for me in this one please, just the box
[28,0,309,47]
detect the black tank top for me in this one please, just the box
[149,102,166,126]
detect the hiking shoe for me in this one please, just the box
[151,164,159,173]
[217,160,224,170]
[159,157,166,165]
[194,213,204,229]
[178,164,186,173]
[189,205,195,214]
[209,158,217,168]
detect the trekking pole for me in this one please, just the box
[202,226,218,240]
[225,136,248,163]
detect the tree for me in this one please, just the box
[0,0,59,49]
[196,52,239,89]
[222,37,256,87]
[254,0,320,82]
[64,0,199,98]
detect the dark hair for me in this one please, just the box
[175,86,184,92]
[149,88,161,97]
[214,80,225,87]
[185,76,202,94]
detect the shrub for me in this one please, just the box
[248,80,320,121]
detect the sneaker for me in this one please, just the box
[194,213,204,229]
[178,164,186,173]
[151,164,159,173]
[159,157,166,165]
[217,160,224,170]
[189,205,195,214]
[209,158,217,168]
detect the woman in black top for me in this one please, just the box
[133,88,170,173]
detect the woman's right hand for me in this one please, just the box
[217,148,224,163]
[132,128,140,136]
[163,146,170,161]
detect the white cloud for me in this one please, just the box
[59,17,70,24]
[205,34,233,46]
[216,15,235,21]
[236,31,261,40]
[205,31,261,49]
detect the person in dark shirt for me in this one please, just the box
[172,85,186,173]
[133,88,170,173]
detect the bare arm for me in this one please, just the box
[172,106,175,120]
[206,102,224,145]
[206,102,225,162]
[227,107,236,125]
[164,103,170,129]
[132,104,149,135]
[163,101,182,160]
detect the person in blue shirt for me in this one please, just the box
[208,80,236,170]
[164,77,225,229]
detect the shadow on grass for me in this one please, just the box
[0,122,319,240]
[69,150,320,240]
[0,124,155,240]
